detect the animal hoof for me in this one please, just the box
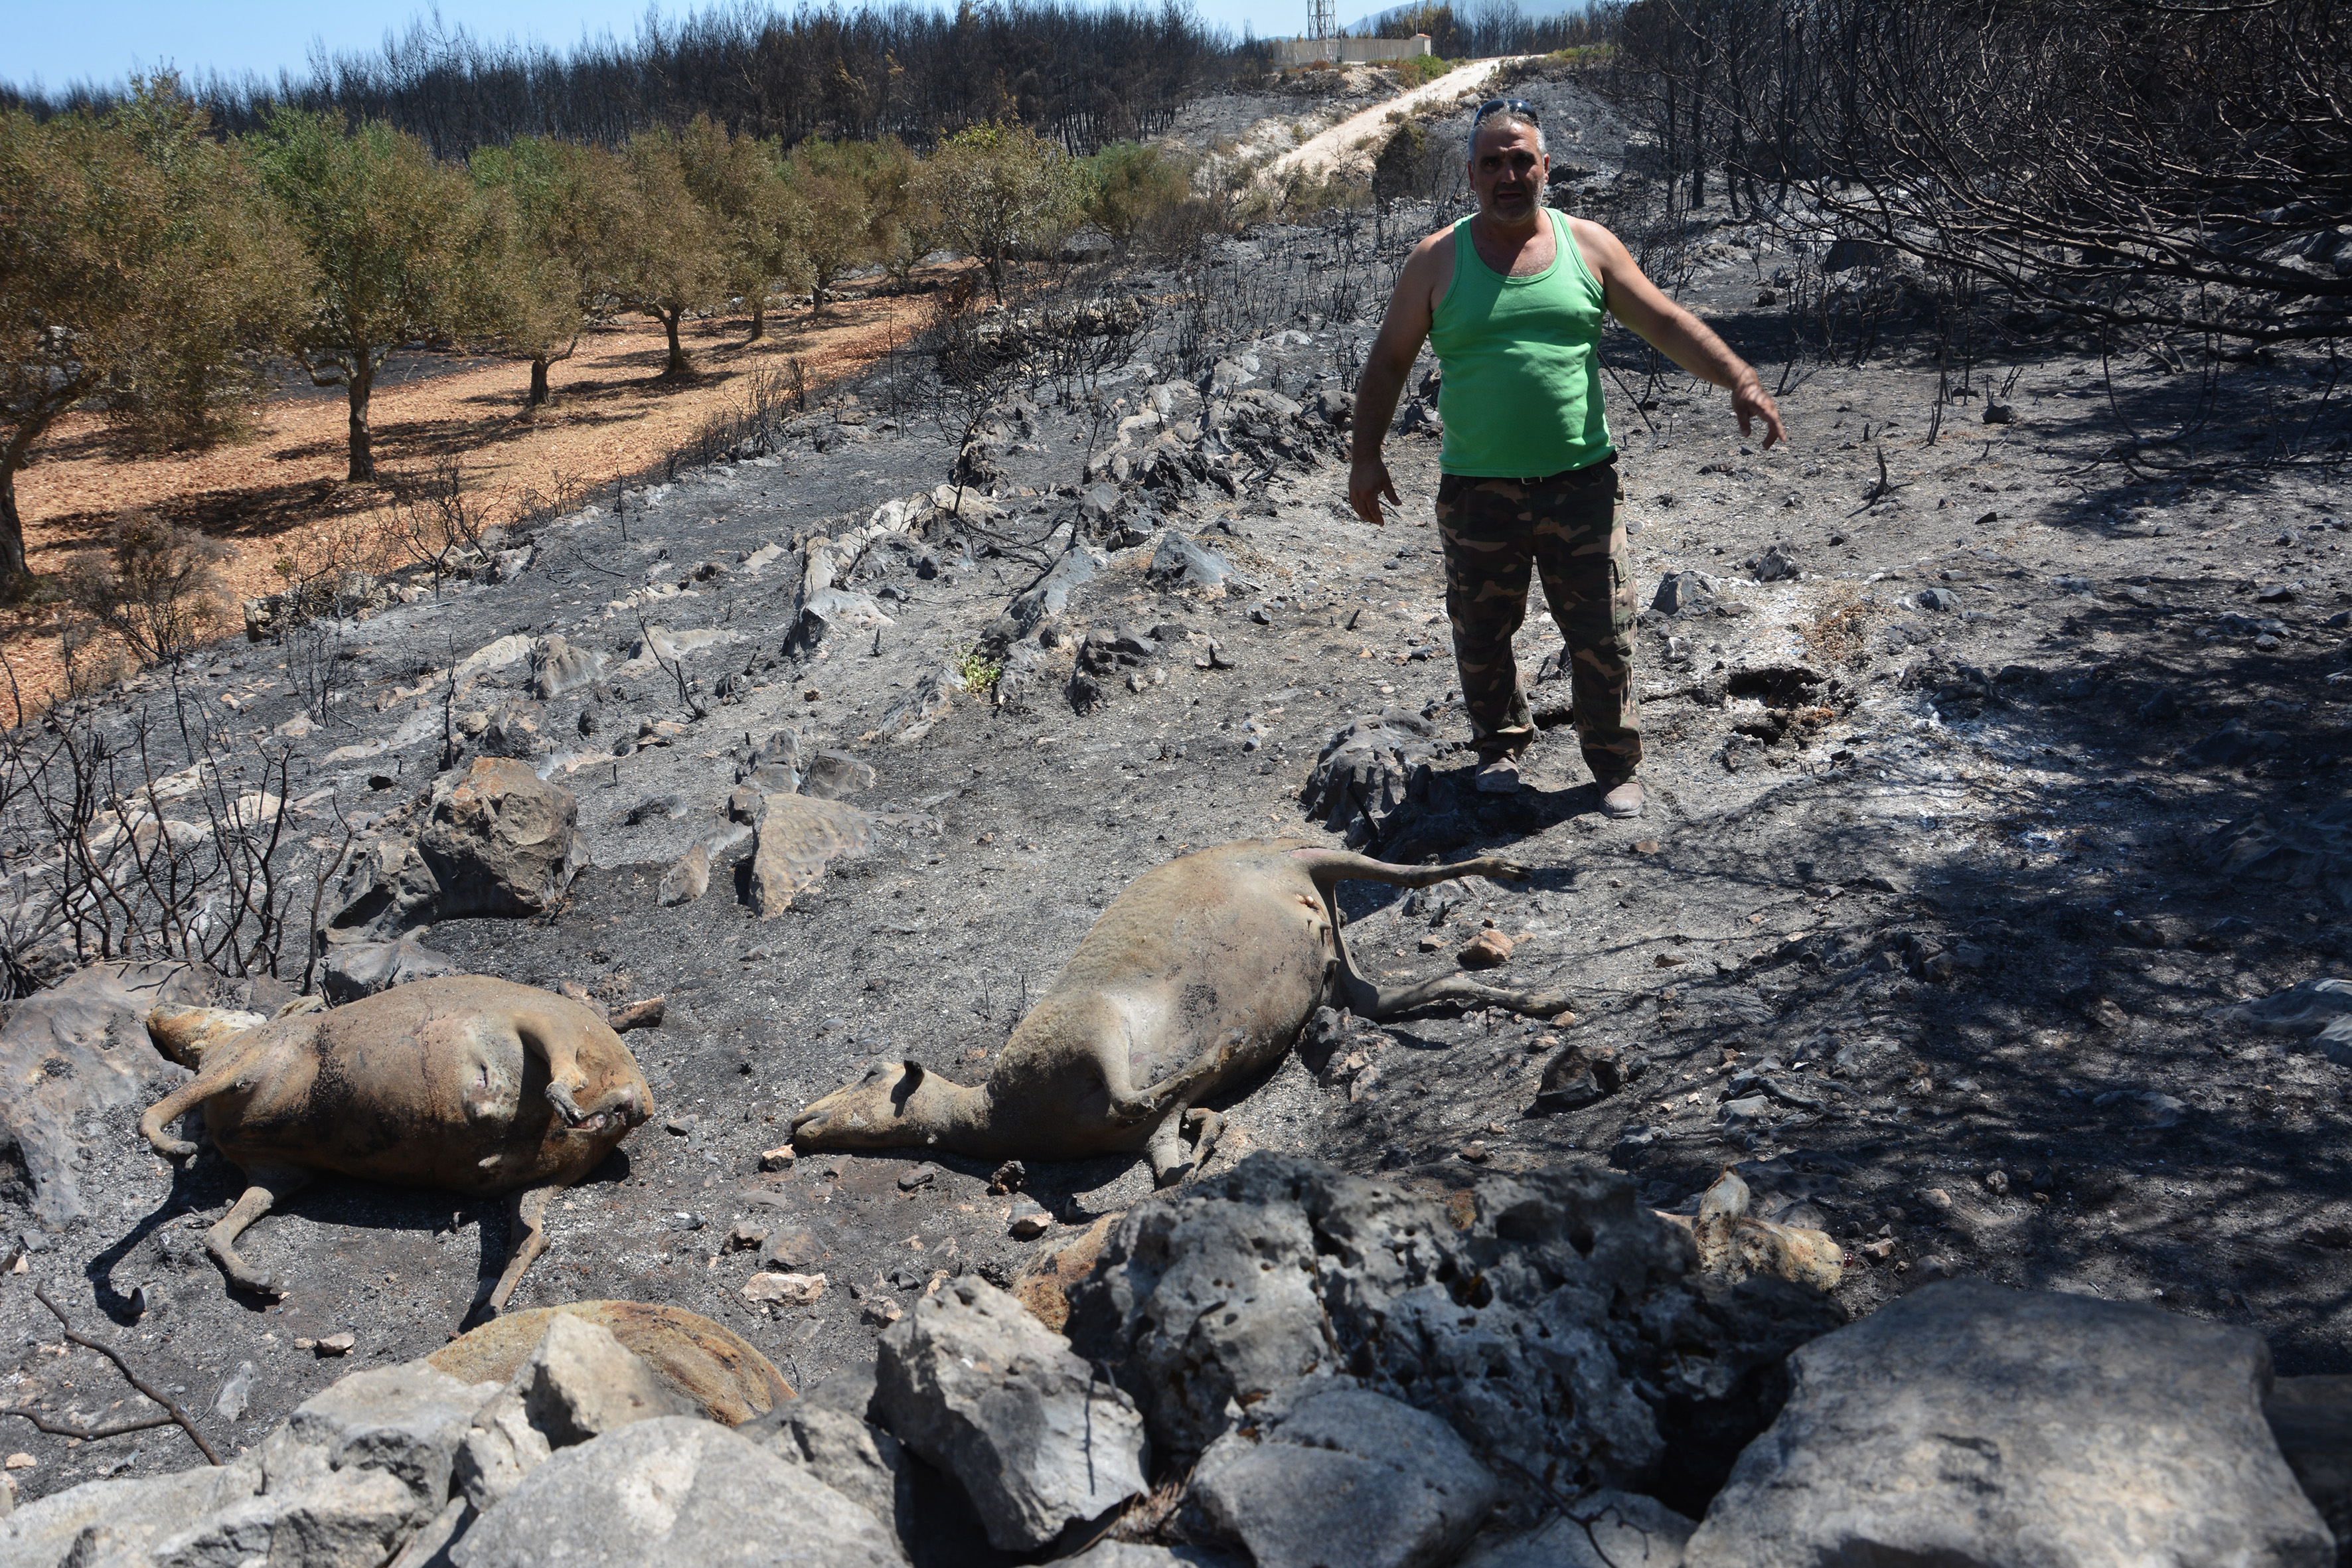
[1489,860,1531,882]
[158,1139,200,1160]
[543,1083,589,1126]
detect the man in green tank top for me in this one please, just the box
[1348,100,1784,818]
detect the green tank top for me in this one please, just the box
[1429,207,1614,478]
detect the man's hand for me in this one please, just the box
[1348,455,1401,526]
[1733,377,1786,449]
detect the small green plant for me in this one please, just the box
[952,641,1004,694]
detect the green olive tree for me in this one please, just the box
[0,76,303,595]
[470,135,629,407]
[603,128,732,377]
[678,116,810,342]
[919,121,1087,303]
[252,110,497,481]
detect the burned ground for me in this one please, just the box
[1,66,2347,1508]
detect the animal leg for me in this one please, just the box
[477,1184,558,1318]
[1104,1029,1249,1130]
[1144,1102,1202,1188]
[1185,1108,1225,1168]
[516,1011,641,1127]
[1313,876,1571,1020]
[139,1036,270,1158]
[204,1164,313,1298]
[1289,846,1535,892]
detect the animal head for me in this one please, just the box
[145,1004,267,1069]
[791,1060,934,1148]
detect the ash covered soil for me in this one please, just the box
[5,64,2351,1504]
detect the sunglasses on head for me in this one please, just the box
[1472,98,1540,126]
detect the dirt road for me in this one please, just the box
[1267,56,1525,180]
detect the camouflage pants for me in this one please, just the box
[1435,460,1640,779]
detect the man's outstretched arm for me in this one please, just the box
[1571,217,1787,449]
[1348,236,1446,525]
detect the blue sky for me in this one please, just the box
[4,0,1310,92]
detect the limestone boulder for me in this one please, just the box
[0,961,209,1227]
[449,1417,906,1568]
[1190,1382,1500,1568]
[1681,1277,2333,1567]
[1069,1155,1842,1511]
[2267,1375,2352,1560]
[528,635,603,700]
[749,794,874,916]
[417,758,580,919]
[321,937,459,1004]
[455,1313,700,1511]
[875,1274,1148,1550]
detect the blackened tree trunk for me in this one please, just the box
[346,356,378,481]
[529,356,553,406]
[659,310,692,378]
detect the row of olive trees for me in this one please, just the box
[0,74,1174,599]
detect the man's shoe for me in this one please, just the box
[1599,775,1645,819]
[1475,757,1522,795]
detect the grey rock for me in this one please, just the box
[1653,572,1715,616]
[757,728,805,769]
[321,938,459,1006]
[416,758,580,921]
[1146,532,1245,591]
[1751,544,1800,584]
[214,1359,259,1421]
[736,762,801,794]
[1004,540,1109,639]
[455,1313,700,1512]
[0,961,208,1227]
[1192,1382,1500,1568]
[744,1395,911,1533]
[659,844,711,907]
[1459,1490,1696,1568]
[1079,482,1125,522]
[387,1498,473,1568]
[875,1273,1148,1550]
[1681,1278,2333,1568]
[1069,1155,1842,1508]
[749,794,874,916]
[1916,586,1958,612]
[148,1362,497,1568]
[451,1417,906,1568]
[803,751,878,801]
[0,1456,266,1568]
[2212,979,2352,1065]
[529,636,604,701]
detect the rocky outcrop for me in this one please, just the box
[451,1417,907,1568]
[0,961,208,1227]
[749,793,874,916]
[1680,1277,2334,1567]
[454,1314,698,1510]
[331,759,580,932]
[876,1274,1149,1550]
[321,936,459,1004]
[416,758,580,919]
[1067,1154,1841,1513]
[1190,1382,1498,1568]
